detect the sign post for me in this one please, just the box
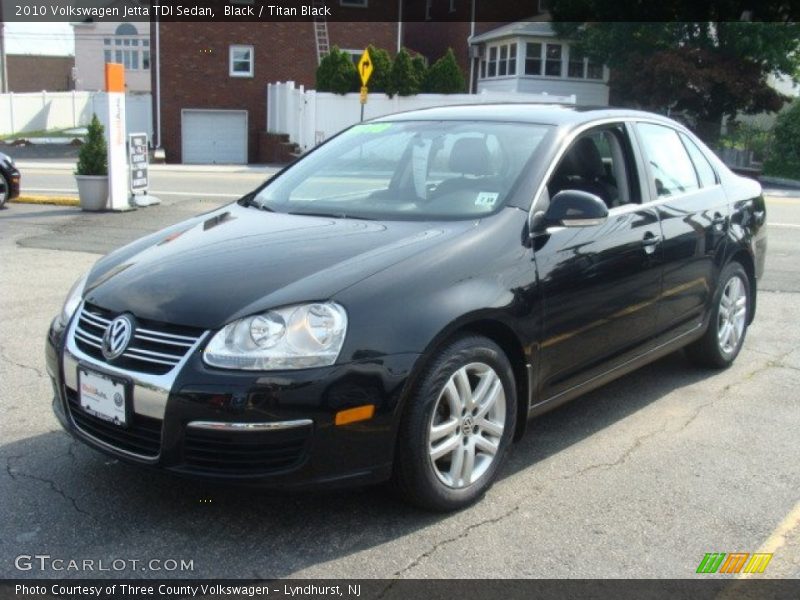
[129,132,160,207]
[357,48,373,122]
[105,63,133,211]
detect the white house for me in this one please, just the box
[470,22,610,106]
[72,20,151,92]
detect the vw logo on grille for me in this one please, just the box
[102,315,135,360]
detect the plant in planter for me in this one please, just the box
[75,114,108,211]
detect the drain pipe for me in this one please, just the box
[153,12,164,160]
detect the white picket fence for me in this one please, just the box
[0,91,152,139]
[267,81,576,152]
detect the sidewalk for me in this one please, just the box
[16,159,284,174]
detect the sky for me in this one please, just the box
[3,23,75,56]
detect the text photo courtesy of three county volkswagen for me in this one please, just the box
[2,0,800,589]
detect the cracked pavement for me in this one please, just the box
[2,193,799,580]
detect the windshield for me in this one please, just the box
[251,120,552,220]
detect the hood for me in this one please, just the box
[85,203,476,329]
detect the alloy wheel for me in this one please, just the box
[717,275,747,356]
[428,362,506,489]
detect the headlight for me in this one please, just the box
[203,302,348,370]
[58,273,88,327]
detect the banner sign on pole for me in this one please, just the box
[129,133,149,193]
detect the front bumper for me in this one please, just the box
[47,314,419,489]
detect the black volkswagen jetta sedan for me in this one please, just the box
[47,105,767,511]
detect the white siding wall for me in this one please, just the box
[73,22,151,92]
[478,77,609,106]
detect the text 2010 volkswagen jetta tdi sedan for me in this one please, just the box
[46,105,766,511]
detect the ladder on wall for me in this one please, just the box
[313,0,330,64]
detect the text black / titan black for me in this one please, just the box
[46,105,766,511]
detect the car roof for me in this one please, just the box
[377,103,675,128]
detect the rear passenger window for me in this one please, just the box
[637,123,699,197]
[680,133,718,188]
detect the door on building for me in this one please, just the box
[181,109,248,165]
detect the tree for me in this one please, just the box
[412,55,428,92]
[551,19,800,144]
[423,48,466,93]
[763,100,800,179]
[390,48,421,96]
[316,46,358,94]
[365,45,392,94]
[76,114,107,176]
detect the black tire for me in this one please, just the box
[392,335,517,511]
[0,172,9,209]
[686,261,751,369]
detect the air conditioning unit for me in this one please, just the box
[469,45,485,59]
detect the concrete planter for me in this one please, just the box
[75,175,108,211]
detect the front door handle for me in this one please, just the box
[642,232,661,255]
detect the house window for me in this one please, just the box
[524,42,542,75]
[340,0,367,6]
[545,43,562,76]
[567,48,604,80]
[481,43,517,79]
[425,0,432,20]
[449,0,456,11]
[104,24,149,71]
[229,45,254,77]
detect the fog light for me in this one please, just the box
[335,404,375,426]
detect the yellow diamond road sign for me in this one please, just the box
[358,49,373,86]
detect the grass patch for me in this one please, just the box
[11,195,79,207]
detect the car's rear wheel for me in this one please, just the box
[686,261,750,368]
[392,335,517,511]
[0,172,9,209]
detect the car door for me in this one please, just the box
[534,123,665,401]
[633,123,730,339]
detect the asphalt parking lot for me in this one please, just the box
[1,184,799,580]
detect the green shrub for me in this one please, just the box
[76,114,107,176]
[763,100,800,179]
[365,45,392,94]
[316,46,359,94]
[390,48,421,96]
[412,55,428,92]
[422,48,466,94]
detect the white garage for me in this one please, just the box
[181,109,248,164]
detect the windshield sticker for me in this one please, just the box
[475,192,499,208]
[348,123,393,135]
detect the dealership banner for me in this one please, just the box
[1,0,796,22]
[3,579,800,600]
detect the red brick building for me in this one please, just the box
[6,55,75,92]
[151,15,400,164]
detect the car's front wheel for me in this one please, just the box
[392,335,517,511]
[686,261,750,368]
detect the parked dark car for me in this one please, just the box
[0,151,21,208]
[46,105,767,511]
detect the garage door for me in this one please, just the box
[181,110,248,164]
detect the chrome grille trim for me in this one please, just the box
[64,301,210,420]
[74,303,204,373]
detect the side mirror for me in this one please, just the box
[543,190,608,228]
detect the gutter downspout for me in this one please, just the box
[154,12,162,152]
[397,0,403,53]
[468,0,476,93]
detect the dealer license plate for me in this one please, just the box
[78,367,128,427]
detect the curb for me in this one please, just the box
[11,195,79,207]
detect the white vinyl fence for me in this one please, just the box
[267,81,576,152]
[0,91,152,139]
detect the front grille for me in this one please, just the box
[183,426,311,475]
[73,303,204,375]
[66,388,162,457]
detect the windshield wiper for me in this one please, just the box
[287,211,374,221]
[240,193,276,212]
